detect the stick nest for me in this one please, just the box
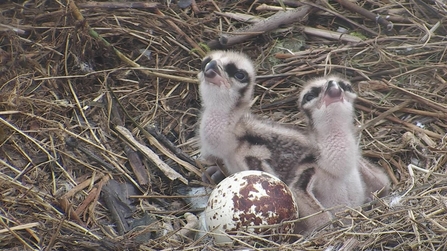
[0,0,446,250]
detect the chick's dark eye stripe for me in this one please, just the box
[225,63,250,83]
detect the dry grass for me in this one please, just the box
[0,0,446,250]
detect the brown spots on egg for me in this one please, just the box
[229,173,298,238]
[204,171,298,244]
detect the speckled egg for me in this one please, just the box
[204,170,299,244]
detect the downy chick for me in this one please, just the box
[298,75,390,209]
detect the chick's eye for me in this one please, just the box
[304,93,315,102]
[234,71,247,81]
[339,81,353,92]
[201,57,212,71]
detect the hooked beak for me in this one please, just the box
[203,60,231,88]
[320,80,344,107]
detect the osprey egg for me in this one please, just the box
[204,170,299,244]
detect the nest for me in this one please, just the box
[0,0,446,250]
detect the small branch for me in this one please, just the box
[258,0,303,7]
[256,3,294,11]
[65,137,117,172]
[214,11,264,23]
[77,2,162,9]
[125,145,150,186]
[0,23,26,35]
[107,85,201,178]
[335,0,394,31]
[207,5,314,49]
[302,26,363,43]
[146,124,197,167]
[420,20,441,43]
[304,1,378,36]
[115,125,189,185]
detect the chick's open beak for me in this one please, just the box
[203,60,231,88]
[322,80,344,107]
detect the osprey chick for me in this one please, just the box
[299,75,390,208]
